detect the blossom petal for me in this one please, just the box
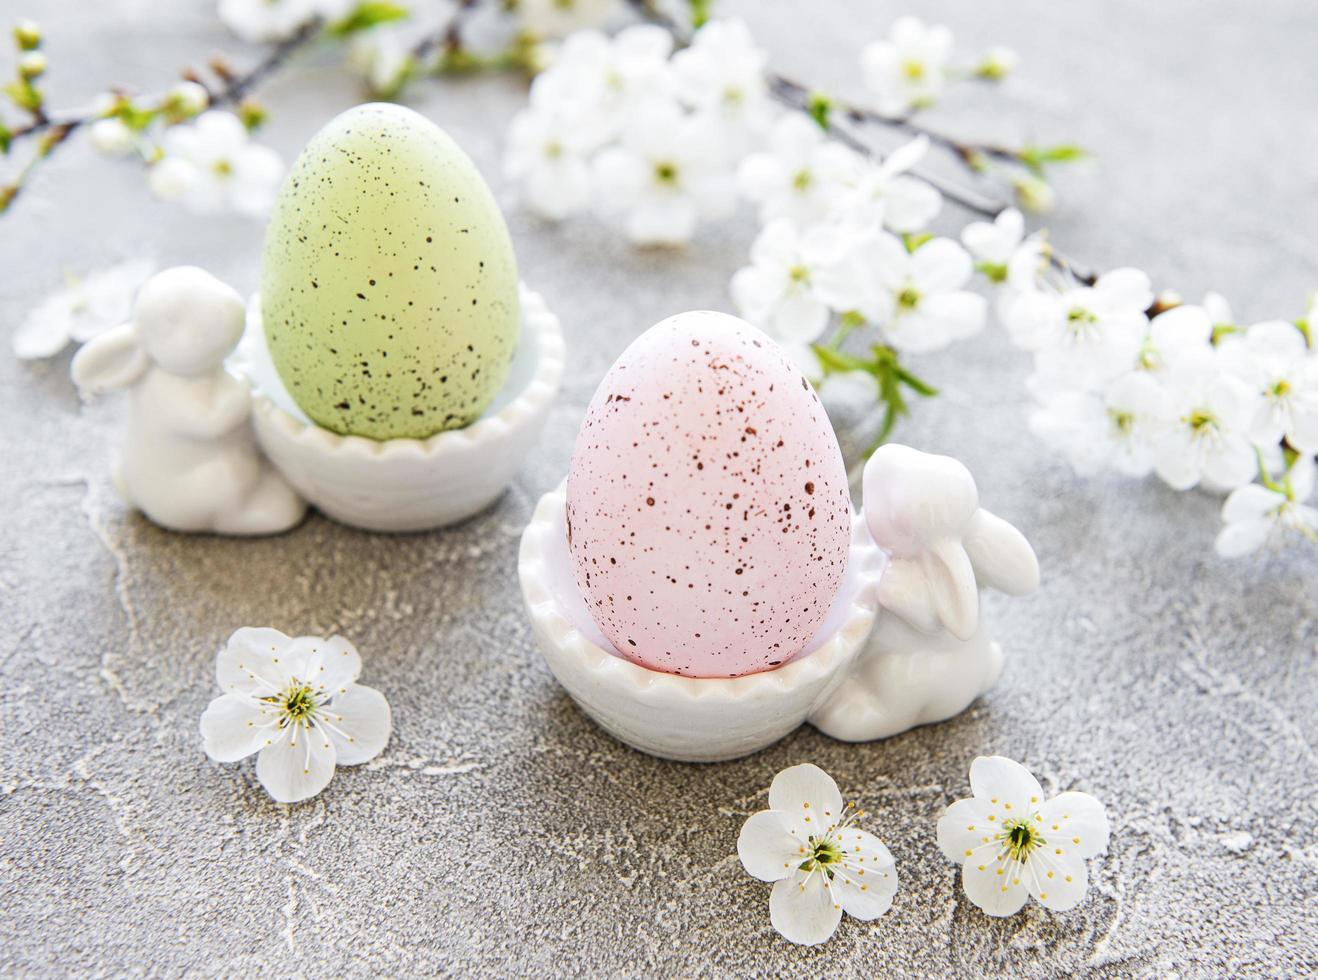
[12,298,74,359]
[321,683,391,766]
[835,831,898,920]
[737,809,804,882]
[961,853,1029,917]
[256,723,337,804]
[883,176,941,233]
[969,756,1044,814]
[1025,847,1089,912]
[1222,484,1282,524]
[626,200,696,246]
[936,796,997,862]
[909,238,972,293]
[1036,791,1109,860]
[215,627,293,696]
[199,694,269,763]
[769,873,843,946]
[769,293,829,344]
[292,634,363,694]
[768,763,845,831]
[1215,518,1271,558]
[1202,436,1258,490]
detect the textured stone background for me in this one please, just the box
[2,0,1316,975]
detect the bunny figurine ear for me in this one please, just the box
[71,323,150,395]
[964,509,1040,596]
[921,538,979,641]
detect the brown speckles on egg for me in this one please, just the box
[260,103,519,441]
[565,311,851,679]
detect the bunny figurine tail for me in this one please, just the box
[808,444,1039,742]
[71,266,306,537]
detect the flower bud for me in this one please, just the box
[13,20,41,51]
[169,80,209,115]
[17,50,46,80]
[1013,174,1055,214]
[88,117,136,157]
[976,46,1018,80]
[237,98,266,131]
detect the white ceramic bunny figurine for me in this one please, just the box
[71,266,306,536]
[809,444,1039,741]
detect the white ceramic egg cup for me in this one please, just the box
[518,445,1039,762]
[236,283,564,533]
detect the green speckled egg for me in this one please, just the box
[261,103,519,440]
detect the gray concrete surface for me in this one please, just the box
[2,0,1316,975]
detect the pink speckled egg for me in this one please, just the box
[565,311,852,678]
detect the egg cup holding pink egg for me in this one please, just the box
[518,311,1040,762]
[234,102,565,532]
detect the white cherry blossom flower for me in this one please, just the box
[937,756,1109,917]
[1220,320,1318,452]
[1215,459,1318,557]
[503,103,599,220]
[869,234,986,353]
[737,114,863,227]
[515,0,620,39]
[148,111,284,217]
[201,628,391,804]
[961,207,1024,280]
[738,763,898,946]
[731,219,873,343]
[347,24,414,97]
[218,0,317,43]
[1007,268,1152,388]
[836,135,941,234]
[860,16,954,116]
[592,101,734,246]
[1029,371,1170,478]
[671,19,772,152]
[539,26,674,135]
[1153,351,1260,491]
[1136,303,1213,377]
[12,258,155,360]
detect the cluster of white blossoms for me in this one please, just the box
[503,13,1317,559]
[505,17,987,361]
[979,213,1318,556]
[504,20,761,240]
[86,77,286,217]
[737,758,1109,945]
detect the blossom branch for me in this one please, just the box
[0,20,323,213]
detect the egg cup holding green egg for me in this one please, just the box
[239,103,564,532]
[517,312,1039,762]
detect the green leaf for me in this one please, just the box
[810,343,867,374]
[0,120,9,154]
[328,1,410,36]
[688,0,711,28]
[806,92,831,130]
[1020,143,1089,175]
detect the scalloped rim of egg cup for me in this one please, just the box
[238,283,564,533]
[518,484,887,763]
